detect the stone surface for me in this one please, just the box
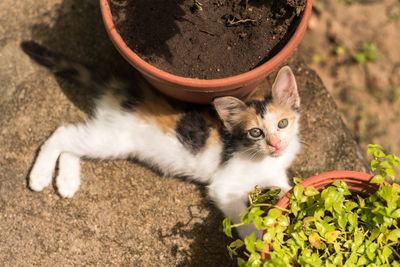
[0,0,370,266]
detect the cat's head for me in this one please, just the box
[213,66,300,159]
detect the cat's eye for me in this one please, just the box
[248,128,264,138]
[278,119,289,129]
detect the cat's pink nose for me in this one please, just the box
[268,136,281,149]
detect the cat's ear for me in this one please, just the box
[272,66,300,110]
[213,96,247,131]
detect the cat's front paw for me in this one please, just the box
[56,153,81,198]
[57,175,80,198]
[29,164,53,192]
[236,223,264,241]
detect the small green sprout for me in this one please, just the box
[354,42,378,63]
[192,0,203,11]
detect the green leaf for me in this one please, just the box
[391,209,400,218]
[387,229,400,241]
[241,207,264,224]
[357,255,368,266]
[293,177,302,185]
[370,175,385,184]
[348,213,358,229]
[366,242,378,261]
[357,194,365,208]
[355,52,366,62]
[345,201,359,212]
[291,200,299,217]
[253,216,265,230]
[276,215,289,227]
[333,253,343,265]
[382,246,392,260]
[245,233,256,253]
[325,231,341,243]
[393,157,400,169]
[294,185,304,201]
[354,230,364,247]
[262,226,275,243]
[371,159,380,170]
[223,217,232,238]
[338,214,347,229]
[309,232,321,249]
[380,160,392,168]
[304,186,320,196]
[237,257,246,267]
[321,187,336,212]
[368,144,383,155]
[385,168,396,180]
[374,149,386,158]
[268,208,282,219]
[315,221,331,236]
[227,239,244,258]
[255,240,266,251]
[264,216,275,227]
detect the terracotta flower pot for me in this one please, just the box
[100,0,313,103]
[261,171,376,260]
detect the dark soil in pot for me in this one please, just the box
[109,0,306,79]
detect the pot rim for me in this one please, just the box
[100,0,313,89]
[276,170,375,209]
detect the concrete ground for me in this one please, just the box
[0,0,369,266]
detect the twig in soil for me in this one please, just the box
[174,16,195,25]
[226,17,256,27]
[199,29,215,36]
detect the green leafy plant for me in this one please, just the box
[223,144,400,266]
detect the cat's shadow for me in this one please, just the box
[29,0,234,265]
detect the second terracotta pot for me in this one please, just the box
[261,171,376,260]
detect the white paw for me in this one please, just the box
[57,175,80,198]
[237,223,264,240]
[56,153,81,198]
[29,164,53,192]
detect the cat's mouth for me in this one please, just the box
[270,147,283,157]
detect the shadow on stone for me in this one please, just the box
[29,0,134,114]
[157,195,237,267]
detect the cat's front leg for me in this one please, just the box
[30,117,138,197]
[30,125,83,197]
[56,152,81,198]
[29,126,68,192]
[208,184,264,240]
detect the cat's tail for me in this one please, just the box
[20,40,103,90]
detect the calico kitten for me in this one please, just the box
[21,41,301,239]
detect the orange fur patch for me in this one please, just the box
[136,85,180,134]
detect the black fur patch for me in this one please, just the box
[121,85,142,110]
[176,111,209,154]
[219,124,262,163]
[247,98,269,118]
[219,127,236,163]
